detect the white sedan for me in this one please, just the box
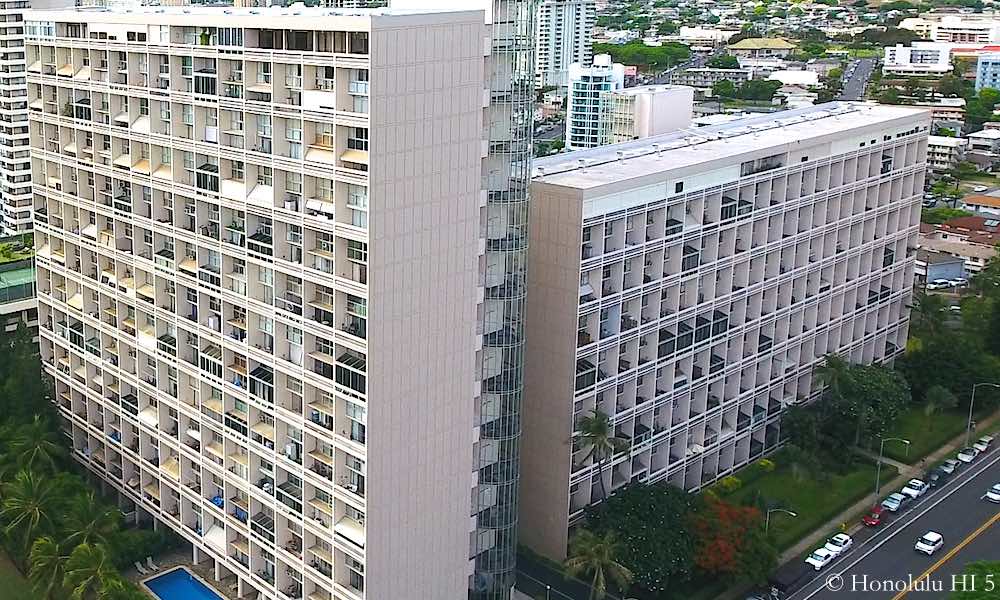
[882,492,908,512]
[915,531,944,556]
[805,548,835,571]
[901,479,929,500]
[985,483,1000,503]
[958,447,980,463]
[824,533,853,557]
[974,435,995,453]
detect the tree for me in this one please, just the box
[780,404,823,457]
[829,363,911,446]
[28,536,68,600]
[8,415,65,474]
[586,483,696,592]
[736,79,782,101]
[712,79,738,99]
[576,410,629,501]
[937,73,968,97]
[908,290,947,337]
[923,385,959,430]
[592,41,690,72]
[0,470,64,560]
[564,530,634,600]
[690,497,776,583]
[63,492,122,549]
[656,21,678,36]
[815,353,852,400]
[707,54,740,69]
[949,561,1000,599]
[64,543,114,600]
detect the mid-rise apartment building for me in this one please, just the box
[668,67,750,90]
[927,134,967,171]
[0,0,76,236]
[883,43,952,76]
[566,83,693,150]
[27,7,518,600]
[976,52,1000,90]
[519,103,928,559]
[535,0,595,89]
[566,53,623,150]
[901,14,1000,44]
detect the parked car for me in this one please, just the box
[805,548,835,570]
[926,279,952,290]
[973,185,990,192]
[926,466,950,488]
[915,531,944,555]
[862,505,884,527]
[901,479,929,499]
[958,447,980,463]
[824,533,853,557]
[941,458,961,474]
[949,278,968,287]
[985,483,1000,503]
[881,492,909,512]
[975,435,995,453]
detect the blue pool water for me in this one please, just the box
[145,568,224,600]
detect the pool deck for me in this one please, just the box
[129,549,246,600]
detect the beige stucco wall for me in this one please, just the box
[518,181,585,561]
[365,15,486,598]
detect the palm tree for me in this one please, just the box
[63,492,121,548]
[8,415,65,474]
[565,529,633,600]
[576,410,629,501]
[64,543,113,600]
[0,470,63,559]
[28,536,68,600]
[907,291,946,337]
[814,353,852,400]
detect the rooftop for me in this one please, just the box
[728,37,797,50]
[26,3,481,26]
[964,194,1000,208]
[928,135,967,147]
[533,103,929,191]
[968,129,1000,139]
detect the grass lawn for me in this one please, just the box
[0,553,33,600]
[723,460,893,552]
[882,407,969,464]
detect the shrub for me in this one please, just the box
[717,476,742,494]
[756,458,776,472]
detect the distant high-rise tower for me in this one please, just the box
[534,0,595,89]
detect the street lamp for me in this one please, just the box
[765,508,797,533]
[875,437,910,500]
[968,383,1000,446]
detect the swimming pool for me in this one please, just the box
[144,567,224,600]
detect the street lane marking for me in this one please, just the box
[792,448,1000,600]
[890,511,1000,600]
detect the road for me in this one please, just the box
[535,123,564,142]
[652,50,712,84]
[838,57,877,101]
[783,444,1000,600]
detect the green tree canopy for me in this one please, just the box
[592,41,690,72]
[707,54,740,69]
[950,561,1000,599]
[921,207,972,225]
[586,483,696,592]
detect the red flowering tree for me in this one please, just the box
[691,496,776,583]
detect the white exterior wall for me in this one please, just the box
[27,8,488,600]
[521,103,929,560]
[534,0,595,89]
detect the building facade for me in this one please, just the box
[668,67,750,90]
[565,53,624,150]
[27,7,506,600]
[520,103,928,560]
[901,15,1000,44]
[976,52,1000,91]
[0,0,77,236]
[600,85,693,146]
[726,37,796,59]
[534,0,595,89]
[927,135,967,171]
[883,43,952,77]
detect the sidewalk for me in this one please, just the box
[778,408,1000,564]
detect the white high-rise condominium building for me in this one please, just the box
[566,53,623,150]
[27,6,512,600]
[519,103,929,560]
[535,0,595,89]
[0,0,75,235]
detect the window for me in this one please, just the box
[348,127,368,151]
[675,181,684,194]
[138,98,149,116]
[161,147,171,165]
[231,161,244,180]
[285,172,301,194]
[257,166,272,186]
[315,122,334,147]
